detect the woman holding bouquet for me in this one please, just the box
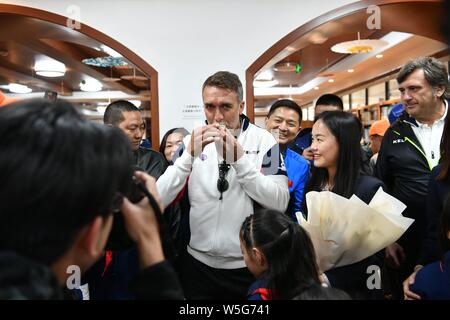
[302,111,386,299]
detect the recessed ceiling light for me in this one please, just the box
[314,86,319,90]
[35,59,66,77]
[253,79,279,88]
[328,79,335,83]
[348,69,354,73]
[376,54,383,59]
[255,70,274,81]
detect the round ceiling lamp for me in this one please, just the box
[331,32,388,54]
[80,79,103,92]
[273,62,297,72]
[8,83,32,94]
[34,59,66,77]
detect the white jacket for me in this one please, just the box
[157,118,289,269]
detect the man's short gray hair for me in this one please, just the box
[202,71,243,102]
[397,57,449,99]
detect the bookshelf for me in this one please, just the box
[348,98,400,142]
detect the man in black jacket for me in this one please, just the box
[103,100,167,178]
[0,99,183,300]
[84,100,179,299]
[376,57,448,299]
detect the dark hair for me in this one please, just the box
[396,57,449,99]
[315,94,344,110]
[437,113,450,181]
[240,209,320,299]
[439,194,450,254]
[0,99,134,265]
[159,127,190,162]
[303,111,362,210]
[267,99,303,124]
[103,100,141,126]
[292,285,351,300]
[202,71,243,102]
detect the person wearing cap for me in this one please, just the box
[388,103,405,124]
[368,118,390,171]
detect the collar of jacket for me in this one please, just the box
[392,114,438,171]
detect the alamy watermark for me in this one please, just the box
[366,265,382,290]
[66,264,81,290]
[66,5,81,30]
[366,5,381,30]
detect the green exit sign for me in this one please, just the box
[295,63,302,73]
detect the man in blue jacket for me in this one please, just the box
[265,99,310,220]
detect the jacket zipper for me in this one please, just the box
[392,130,434,171]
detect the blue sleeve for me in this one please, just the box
[292,160,310,213]
[409,269,427,299]
[285,149,310,217]
[170,143,186,165]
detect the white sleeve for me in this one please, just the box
[156,150,193,208]
[232,153,289,212]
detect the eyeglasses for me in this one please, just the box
[217,160,231,200]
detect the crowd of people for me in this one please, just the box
[0,55,449,300]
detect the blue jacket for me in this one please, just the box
[284,147,309,220]
[411,251,450,300]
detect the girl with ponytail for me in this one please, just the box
[240,209,320,300]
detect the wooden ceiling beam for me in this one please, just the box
[16,39,138,95]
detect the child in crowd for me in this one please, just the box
[240,209,321,300]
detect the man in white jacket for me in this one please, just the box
[157,71,289,299]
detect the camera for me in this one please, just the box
[105,176,145,251]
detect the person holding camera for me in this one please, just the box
[84,100,181,299]
[0,99,183,300]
